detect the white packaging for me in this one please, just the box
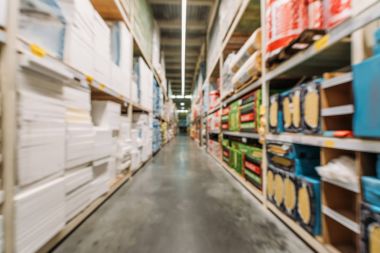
[93,156,111,178]
[64,165,93,194]
[15,178,65,253]
[352,0,377,16]
[91,101,121,130]
[93,127,115,161]
[0,0,7,28]
[65,181,93,222]
[89,175,109,202]
[93,52,112,86]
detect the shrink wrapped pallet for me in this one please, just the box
[296,176,321,235]
[221,53,235,98]
[266,0,308,55]
[361,203,380,253]
[15,178,65,253]
[232,51,262,89]
[230,28,262,73]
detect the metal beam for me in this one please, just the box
[149,0,214,6]
[158,19,207,30]
[165,50,199,57]
[161,37,204,46]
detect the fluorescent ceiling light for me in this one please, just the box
[180,102,185,106]
[181,0,187,96]
[171,95,192,99]
[177,109,189,113]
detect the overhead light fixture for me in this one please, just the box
[180,102,185,106]
[181,0,187,97]
[177,109,189,113]
[171,95,192,99]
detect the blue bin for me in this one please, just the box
[362,176,380,208]
[353,54,380,138]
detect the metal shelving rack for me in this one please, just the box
[0,0,173,252]
[199,1,380,253]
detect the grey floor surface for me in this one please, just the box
[53,136,314,253]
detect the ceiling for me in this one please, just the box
[149,0,215,110]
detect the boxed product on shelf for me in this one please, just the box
[130,148,141,172]
[134,57,153,109]
[296,176,321,235]
[17,67,66,186]
[229,147,243,174]
[244,152,263,189]
[324,0,351,29]
[266,141,320,177]
[221,106,230,130]
[231,51,262,90]
[274,168,285,209]
[283,172,298,219]
[15,178,65,253]
[267,166,276,203]
[281,87,303,132]
[361,202,380,253]
[222,53,235,98]
[228,100,240,131]
[352,0,377,16]
[91,100,121,130]
[307,0,324,29]
[230,28,262,73]
[0,0,7,28]
[152,21,160,70]
[353,48,380,138]
[239,89,262,132]
[19,0,66,59]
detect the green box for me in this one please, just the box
[228,100,241,131]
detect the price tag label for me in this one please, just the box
[99,84,106,91]
[86,75,94,83]
[314,34,330,52]
[30,44,46,58]
[323,139,335,148]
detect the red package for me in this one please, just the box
[240,113,255,122]
[266,0,308,54]
[307,0,324,29]
[324,0,351,29]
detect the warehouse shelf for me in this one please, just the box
[208,151,264,203]
[321,105,354,117]
[206,0,252,80]
[266,1,380,81]
[322,206,360,234]
[208,130,220,135]
[321,72,352,89]
[223,131,260,140]
[222,78,262,105]
[266,202,329,253]
[91,0,168,101]
[266,133,380,153]
[322,177,360,193]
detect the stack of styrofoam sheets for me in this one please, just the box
[109,22,133,98]
[116,140,132,172]
[0,0,7,28]
[91,100,121,130]
[64,165,93,194]
[19,0,66,59]
[64,84,94,169]
[152,21,161,70]
[61,0,96,75]
[15,178,65,253]
[135,57,153,110]
[93,10,112,86]
[0,215,3,252]
[130,149,141,172]
[17,68,66,186]
[89,157,112,201]
[65,180,93,222]
[93,127,114,161]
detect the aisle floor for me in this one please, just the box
[54,136,313,253]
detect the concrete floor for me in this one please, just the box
[53,136,314,253]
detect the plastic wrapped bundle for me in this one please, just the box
[239,89,262,132]
[232,51,262,89]
[222,53,236,98]
[302,80,321,133]
[266,0,308,56]
[230,28,262,73]
[244,153,262,190]
[296,176,321,235]
[307,0,324,29]
[267,167,276,203]
[228,101,240,131]
[269,94,284,133]
[283,172,298,219]
[282,87,302,132]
